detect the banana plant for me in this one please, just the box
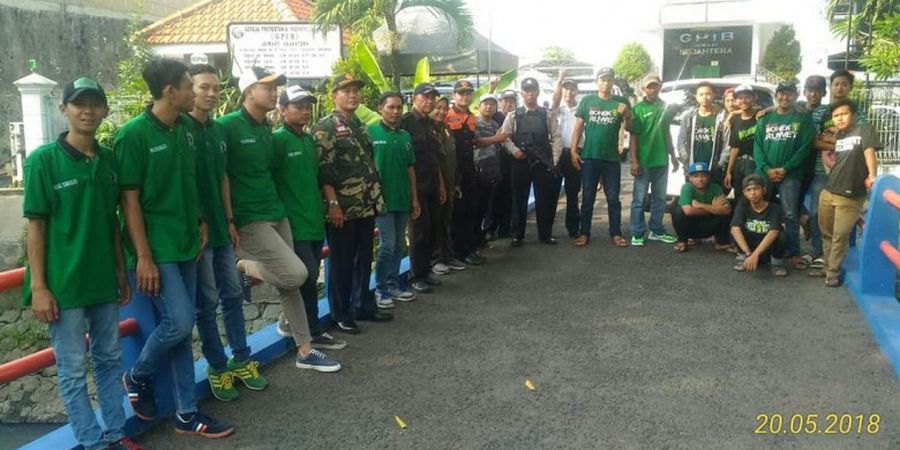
[414,57,431,86]
[469,69,518,113]
[353,41,434,124]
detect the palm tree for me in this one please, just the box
[312,0,474,89]
[828,0,900,59]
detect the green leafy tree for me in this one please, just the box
[542,46,576,64]
[312,0,474,89]
[828,0,900,79]
[761,25,802,82]
[860,14,900,79]
[97,13,153,146]
[612,42,653,85]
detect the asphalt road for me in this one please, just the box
[138,169,900,450]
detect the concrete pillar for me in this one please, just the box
[13,73,59,157]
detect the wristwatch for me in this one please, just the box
[328,200,340,208]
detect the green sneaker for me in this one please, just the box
[631,235,645,247]
[647,232,677,244]
[206,367,239,402]
[227,357,268,391]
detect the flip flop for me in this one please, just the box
[810,257,825,270]
[611,236,628,247]
[574,235,590,247]
[674,242,688,253]
[772,266,789,277]
[792,256,810,270]
[825,276,842,287]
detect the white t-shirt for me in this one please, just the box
[556,102,583,149]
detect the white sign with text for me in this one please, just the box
[227,22,341,79]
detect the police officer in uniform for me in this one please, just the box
[501,78,563,246]
[314,74,393,334]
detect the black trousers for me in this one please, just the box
[671,205,731,245]
[326,216,376,322]
[451,172,480,258]
[559,148,582,236]
[409,191,438,281]
[477,178,499,241]
[491,152,512,236]
[293,240,324,335]
[511,159,562,241]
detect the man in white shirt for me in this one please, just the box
[551,71,583,238]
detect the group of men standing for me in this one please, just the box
[20,52,881,450]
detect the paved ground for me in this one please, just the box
[139,168,900,449]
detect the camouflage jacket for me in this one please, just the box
[314,111,383,220]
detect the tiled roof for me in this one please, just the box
[142,0,319,45]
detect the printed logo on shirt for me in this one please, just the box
[52,179,78,191]
[149,144,168,153]
[220,142,227,154]
[587,108,619,125]
[287,150,303,158]
[745,219,771,234]
[372,140,387,145]
[240,138,257,145]
[694,126,714,142]
[186,132,195,148]
[737,125,756,141]
[764,122,801,141]
[835,136,861,153]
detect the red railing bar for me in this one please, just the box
[883,189,900,210]
[880,241,900,270]
[0,318,140,385]
[0,267,26,292]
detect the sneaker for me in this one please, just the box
[123,371,156,421]
[276,316,292,338]
[389,289,416,302]
[295,349,342,373]
[109,437,146,450]
[432,262,451,275]
[206,367,239,402]
[174,412,234,439]
[647,232,677,244]
[377,293,395,309]
[464,254,485,266]
[227,357,268,390]
[335,320,361,335]
[631,235,645,247]
[445,259,468,270]
[424,275,442,286]
[410,280,432,293]
[311,332,347,350]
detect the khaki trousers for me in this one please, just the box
[818,190,865,278]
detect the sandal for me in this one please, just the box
[574,235,590,247]
[791,256,810,270]
[810,257,825,270]
[807,269,826,278]
[687,239,697,246]
[611,235,628,247]
[674,242,688,253]
[772,265,789,277]
[732,262,746,272]
[825,276,842,287]
[715,243,736,253]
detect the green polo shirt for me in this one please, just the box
[678,182,724,206]
[218,108,285,228]
[631,99,669,168]
[576,94,628,161]
[115,110,201,267]
[753,110,815,181]
[189,115,230,249]
[369,121,415,214]
[22,134,120,309]
[273,125,326,241]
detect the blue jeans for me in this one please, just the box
[49,302,126,450]
[375,212,409,295]
[196,245,249,372]
[129,261,198,415]
[807,174,827,256]
[580,159,622,238]
[768,177,802,257]
[630,166,669,237]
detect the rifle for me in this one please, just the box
[510,133,560,176]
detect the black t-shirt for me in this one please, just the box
[731,200,784,250]
[399,111,440,194]
[729,115,758,158]
[826,123,882,198]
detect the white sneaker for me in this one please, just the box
[376,292,395,309]
[432,262,451,275]
[389,289,416,302]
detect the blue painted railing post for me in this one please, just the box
[858,174,900,297]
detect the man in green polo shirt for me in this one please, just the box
[628,74,678,247]
[187,64,266,403]
[315,74,393,335]
[117,58,233,438]
[754,81,815,268]
[570,67,632,247]
[23,77,140,450]
[219,66,341,372]
[671,162,733,253]
[273,84,347,351]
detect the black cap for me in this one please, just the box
[413,83,438,96]
[561,79,578,90]
[331,73,365,92]
[453,79,475,93]
[776,81,797,93]
[279,84,317,106]
[521,77,540,91]
[500,89,517,100]
[62,77,107,105]
[596,67,615,79]
[804,75,827,92]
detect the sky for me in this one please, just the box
[462,0,842,78]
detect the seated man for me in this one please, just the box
[730,174,788,277]
[671,162,732,253]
